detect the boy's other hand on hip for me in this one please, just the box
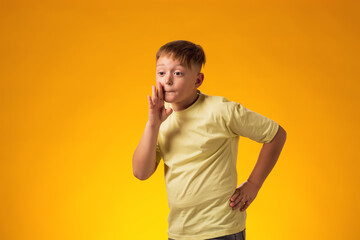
[229,180,261,212]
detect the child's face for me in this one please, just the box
[156,54,203,105]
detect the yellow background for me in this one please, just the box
[1,0,359,239]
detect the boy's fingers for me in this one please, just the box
[232,196,242,206]
[148,95,152,107]
[158,82,164,101]
[166,108,173,116]
[240,202,250,211]
[152,85,157,104]
[230,195,242,207]
[230,189,240,201]
[233,200,246,210]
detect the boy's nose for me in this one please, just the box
[164,74,173,85]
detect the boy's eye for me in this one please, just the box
[157,71,182,76]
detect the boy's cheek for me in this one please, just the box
[157,80,165,87]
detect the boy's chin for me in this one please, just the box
[164,98,175,103]
[164,95,176,103]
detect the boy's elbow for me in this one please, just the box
[132,154,147,180]
[132,153,157,181]
[133,170,150,181]
[132,162,150,180]
[132,162,154,181]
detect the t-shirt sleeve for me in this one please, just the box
[227,102,279,143]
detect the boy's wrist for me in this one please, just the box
[146,120,161,129]
[247,178,263,190]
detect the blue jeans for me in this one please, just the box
[168,228,246,240]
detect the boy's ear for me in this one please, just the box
[195,73,204,87]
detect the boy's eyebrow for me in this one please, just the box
[156,64,185,67]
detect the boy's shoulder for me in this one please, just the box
[198,92,243,120]
[202,92,240,109]
[163,92,236,109]
[163,92,242,117]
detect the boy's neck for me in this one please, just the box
[171,90,200,112]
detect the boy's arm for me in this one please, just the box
[132,122,161,180]
[132,83,173,180]
[248,124,287,188]
[230,125,287,211]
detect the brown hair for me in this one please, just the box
[156,40,206,72]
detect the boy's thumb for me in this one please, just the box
[166,108,173,116]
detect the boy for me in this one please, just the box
[132,40,287,240]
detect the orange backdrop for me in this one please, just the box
[1,1,359,239]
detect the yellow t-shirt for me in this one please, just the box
[156,91,279,240]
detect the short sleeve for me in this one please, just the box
[156,142,162,165]
[227,103,279,143]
